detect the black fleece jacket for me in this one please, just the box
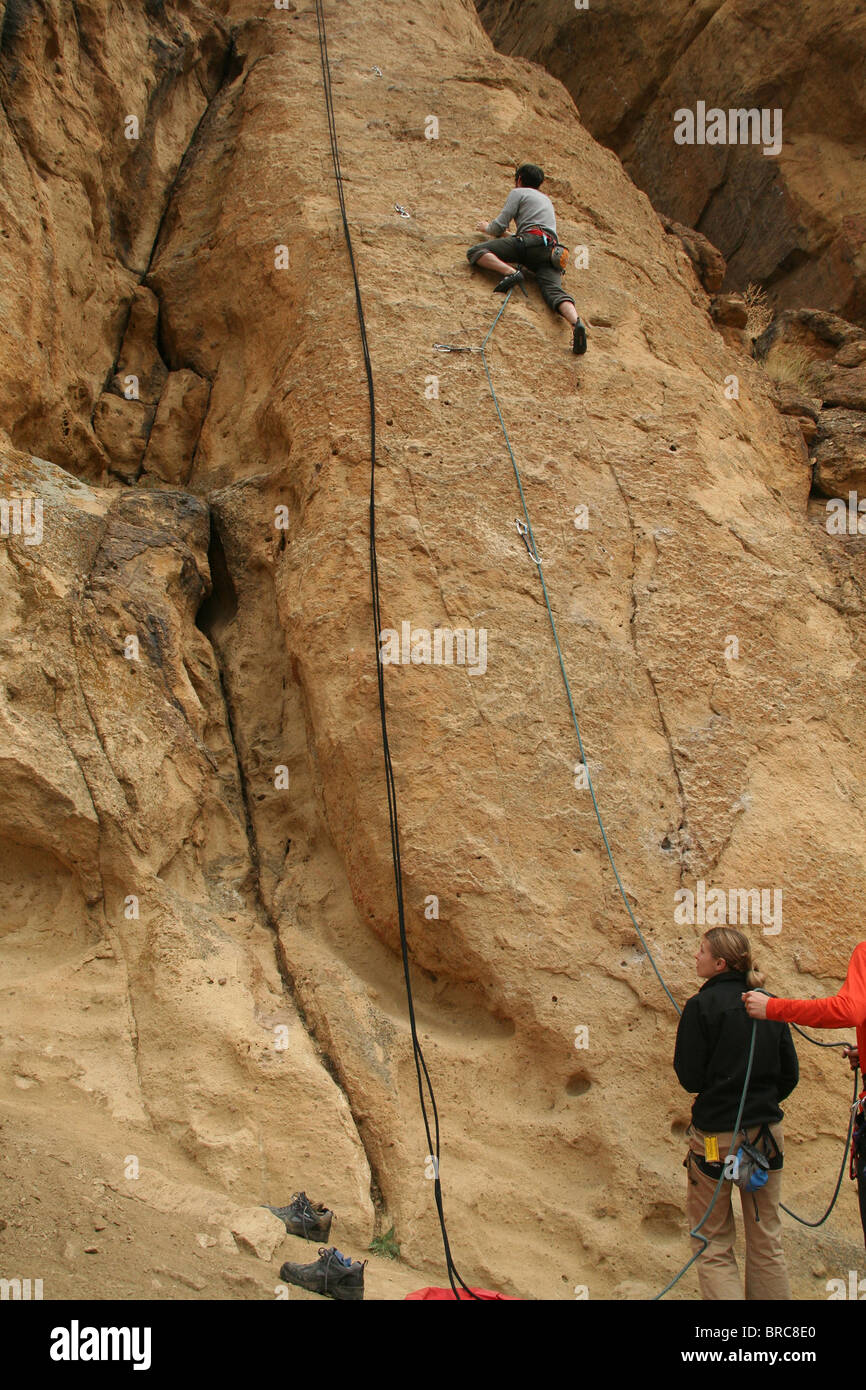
[674,971,799,1131]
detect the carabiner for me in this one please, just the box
[515,518,540,564]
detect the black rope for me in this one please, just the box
[746,992,859,1227]
[790,1021,851,1049]
[313,0,478,1300]
[313,0,858,1286]
[781,1068,860,1227]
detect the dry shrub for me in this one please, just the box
[743,282,774,340]
[762,343,818,393]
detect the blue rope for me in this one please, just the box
[475,296,855,1292]
[480,294,681,1016]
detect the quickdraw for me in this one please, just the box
[515,517,541,565]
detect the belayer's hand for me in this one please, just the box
[476,220,490,234]
[843,1045,860,1071]
[742,990,769,1019]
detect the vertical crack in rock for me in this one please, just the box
[99,28,243,422]
[605,457,690,883]
[143,33,244,284]
[194,515,387,1221]
[91,17,248,458]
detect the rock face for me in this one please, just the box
[661,215,726,295]
[756,309,866,493]
[2,0,866,1302]
[475,0,866,324]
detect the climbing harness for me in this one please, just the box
[521,226,569,272]
[315,0,479,1300]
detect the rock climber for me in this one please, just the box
[744,939,866,1249]
[467,163,588,355]
[674,928,799,1300]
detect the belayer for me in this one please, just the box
[467,163,588,355]
[743,939,866,1248]
[674,928,799,1300]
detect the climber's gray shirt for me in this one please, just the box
[487,187,557,237]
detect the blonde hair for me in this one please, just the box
[704,927,765,989]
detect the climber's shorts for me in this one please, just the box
[466,234,575,313]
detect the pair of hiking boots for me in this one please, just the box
[494,268,588,354]
[267,1191,366,1302]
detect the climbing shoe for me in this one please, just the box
[264,1192,333,1242]
[279,1246,365,1301]
[494,268,526,295]
[572,317,588,355]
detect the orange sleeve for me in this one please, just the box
[765,943,866,1030]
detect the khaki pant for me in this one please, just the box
[686,1124,791,1301]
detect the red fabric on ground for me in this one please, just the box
[404,1286,519,1300]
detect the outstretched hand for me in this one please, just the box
[742,990,769,1019]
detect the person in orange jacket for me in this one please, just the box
[743,941,866,1248]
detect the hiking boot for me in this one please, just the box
[494,268,526,295]
[264,1192,333,1241]
[279,1247,365,1301]
[572,317,588,355]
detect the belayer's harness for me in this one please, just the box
[688,1123,782,1185]
[686,1123,782,1222]
[521,225,569,273]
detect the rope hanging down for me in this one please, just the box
[472,298,860,1274]
[479,295,681,1015]
[313,6,857,1289]
[313,0,479,1299]
[781,1066,860,1227]
[757,1005,857,1228]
